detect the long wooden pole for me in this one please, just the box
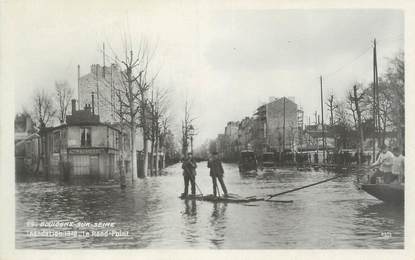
[266,175,342,199]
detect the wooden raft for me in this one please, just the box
[180,193,293,203]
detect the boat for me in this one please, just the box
[238,150,258,174]
[360,183,404,205]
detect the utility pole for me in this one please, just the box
[77,65,80,110]
[102,43,106,77]
[95,66,100,115]
[282,97,286,158]
[375,40,381,145]
[320,76,326,163]
[372,38,378,162]
[353,85,364,165]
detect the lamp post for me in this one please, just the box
[189,125,195,154]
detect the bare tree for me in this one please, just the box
[347,84,366,163]
[55,81,73,123]
[181,99,196,156]
[31,88,56,175]
[32,88,56,129]
[326,94,338,127]
[148,86,170,176]
[384,52,404,148]
[346,91,357,129]
[99,40,157,180]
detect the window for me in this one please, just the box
[53,131,60,153]
[80,127,91,147]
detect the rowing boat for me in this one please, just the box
[360,183,404,205]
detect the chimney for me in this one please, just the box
[71,99,76,115]
[91,92,95,115]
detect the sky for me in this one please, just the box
[3,2,403,147]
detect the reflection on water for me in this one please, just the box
[209,203,228,248]
[15,162,404,249]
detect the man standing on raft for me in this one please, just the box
[207,152,228,197]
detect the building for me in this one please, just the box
[221,121,240,161]
[15,113,40,177]
[43,100,123,179]
[224,121,239,141]
[265,97,298,152]
[78,63,157,176]
[78,64,122,123]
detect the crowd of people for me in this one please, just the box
[369,144,405,184]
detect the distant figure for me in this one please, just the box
[370,144,394,184]
[313,152,318,164]
[181,152,197,197]
[392,147,405,183]
[207,152,228,197]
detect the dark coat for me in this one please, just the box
[207,158,224,177]
[182,159,197,177]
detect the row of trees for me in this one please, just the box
[21,40,179,179]
[323,52,404,155]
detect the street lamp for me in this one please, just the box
[189,124,195,154]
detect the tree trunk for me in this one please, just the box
[149,137,154,176]
[155,132,159,176]
[142,131,149,177]
[130,123,137,181]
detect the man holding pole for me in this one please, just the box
[181,152,197,197]
[369,144,394,184]
[207,152,228,197]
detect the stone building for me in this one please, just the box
[224,121,239,141]
[265,97,298,152]
[78,64,122,123]
[237,117,254,151]
[43,100,123,179]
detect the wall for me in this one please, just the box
[78,64,123,123]
[266,97,298,151]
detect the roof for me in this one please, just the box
[44,122,120,133]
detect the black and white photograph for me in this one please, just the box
[0,0,413,258]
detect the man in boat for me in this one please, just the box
[207,152,228,197]
[181,152,197,197]
[369,144,394,184]
[392,146,405,183]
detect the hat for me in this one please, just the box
[379,143,387,149]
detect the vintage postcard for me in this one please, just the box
[0,0,414,259]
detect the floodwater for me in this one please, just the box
[15,162,404,249]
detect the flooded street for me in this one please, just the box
[15,162,404,249]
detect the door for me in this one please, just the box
[72,155,90,176]
[90,155,99,176]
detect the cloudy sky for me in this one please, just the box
[4,1,403,147]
